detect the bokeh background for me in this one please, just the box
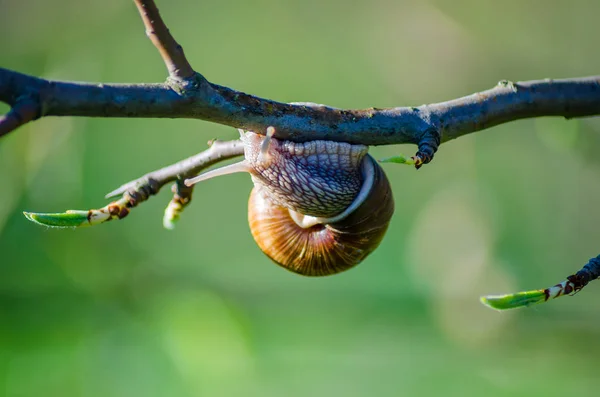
[1,1,600,396]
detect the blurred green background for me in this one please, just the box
[1,1,600,396]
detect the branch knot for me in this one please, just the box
[167,72,208,96]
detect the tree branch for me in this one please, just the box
[104,138,244,200]
[1,67,599,148]
[23,139,244,229]
[133,0,194,80]
[1,0,598,153]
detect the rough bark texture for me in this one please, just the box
[1,68,599,146]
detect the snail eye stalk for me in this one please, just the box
[258,126,276,165]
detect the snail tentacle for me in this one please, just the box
[184,160,251,186]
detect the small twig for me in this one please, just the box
[24,139,245,229]
[133,0,195,80]
[0,100,39,138]
[105,139,244,198]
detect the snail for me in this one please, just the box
[185,127,394,276]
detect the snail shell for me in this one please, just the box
[186,129,394,276]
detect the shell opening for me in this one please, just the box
[288,211,322,229]
[184,160,251,186]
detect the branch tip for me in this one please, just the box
[163,182,193,230]
[412,128,440,169]
[481,255,600,310]
[24,210,88,228]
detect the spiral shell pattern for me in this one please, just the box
[248,154,394,276]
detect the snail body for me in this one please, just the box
[186,129,394,276]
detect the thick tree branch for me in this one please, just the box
[1,0,599,150]
[1,67,598,148]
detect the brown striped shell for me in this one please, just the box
[185,130,395,276]
[248,153,394,276]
